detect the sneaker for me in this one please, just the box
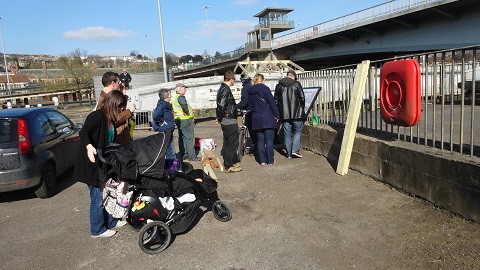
[112,220,127,229]
[233,162,241,168]
[260,163,266,165]
[225,166,242,173]
[286,154,292,159]
[292,152,302,158]
[182,155,188,160]
[91,229,116,238]
[188,157,201,161]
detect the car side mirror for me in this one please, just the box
[74,123,83,130]
[61,126,72,133]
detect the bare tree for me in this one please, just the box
[56,49,95,106]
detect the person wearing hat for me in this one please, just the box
[237,74,257,153]
[274,70,306,159]
[172,83,200,161]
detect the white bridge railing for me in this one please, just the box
[273,0,452,49]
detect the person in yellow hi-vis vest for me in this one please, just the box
[172,83,201,161]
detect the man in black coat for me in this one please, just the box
[274,70,306,159]
[119,69,132,90]
[216,70,242,173]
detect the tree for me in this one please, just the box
[179,54,193,64]
[56,49,95,105]
[193,54,204,63]
[130,51,138,57]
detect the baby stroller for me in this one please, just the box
[98,130,232,255]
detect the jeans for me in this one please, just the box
[256,128,275,164]
[176,118,195,158]
[166,135,176,160]
[282,120,304,157]
[221,123,239,169]
[88,185,118,236]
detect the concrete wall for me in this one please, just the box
[126,73,284,112]
[302,124,480,222]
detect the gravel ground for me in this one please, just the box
[1,116,479,270]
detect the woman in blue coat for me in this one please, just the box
[248,73,279,165]
[152,88,176,160]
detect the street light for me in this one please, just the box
[0,16,11,95]
[145,34,150,72]
[202,5,212,62]
[157,0,168,83]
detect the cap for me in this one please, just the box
[175,83,188,88]
[240,74,251,81]
[287,70,297,80]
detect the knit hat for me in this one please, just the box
[240,74,251,82]
[287,70,297,80]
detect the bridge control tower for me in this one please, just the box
[237,7,304,75]
[246,8,294,52]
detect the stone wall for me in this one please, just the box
[126,73,284,112]
[302,124,480,222]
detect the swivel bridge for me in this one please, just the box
[174,0,480,79]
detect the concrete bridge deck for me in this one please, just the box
[1,119,479,269]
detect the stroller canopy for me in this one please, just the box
[131,130,171,178]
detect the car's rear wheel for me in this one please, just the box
[35,163,56,198]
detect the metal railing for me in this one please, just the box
[301,45,480,157]
[273,0,449,48]
[176,46,247,71]
[254,20,294,30]
[132,110,153,130]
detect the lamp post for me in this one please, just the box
[0,16,11,95]
[145,34,150,72]
[202,5,212,62]
[157,0,168,83]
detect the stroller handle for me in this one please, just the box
[97,149,107,164]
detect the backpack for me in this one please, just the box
[103,143,138,181]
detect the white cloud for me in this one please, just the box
[63,26,136,41]
[188,20,255,42]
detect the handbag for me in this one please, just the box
[102,178,133,218]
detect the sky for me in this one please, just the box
[1,0,388,58]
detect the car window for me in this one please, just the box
[45,111,72,132]
[0,120,17,143]
[34,113,56,137]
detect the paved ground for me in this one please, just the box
[1,119,480,269]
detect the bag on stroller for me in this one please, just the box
[102,178,133,218]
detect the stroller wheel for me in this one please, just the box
[126,216,144,232]
[138,221,172,254]
[212,200,232,222]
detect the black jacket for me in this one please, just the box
[74,110,111,187]
[216,82,238,123]
[274,77,306,121]
[119,72,132,87]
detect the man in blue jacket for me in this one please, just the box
[237,74,257,153]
